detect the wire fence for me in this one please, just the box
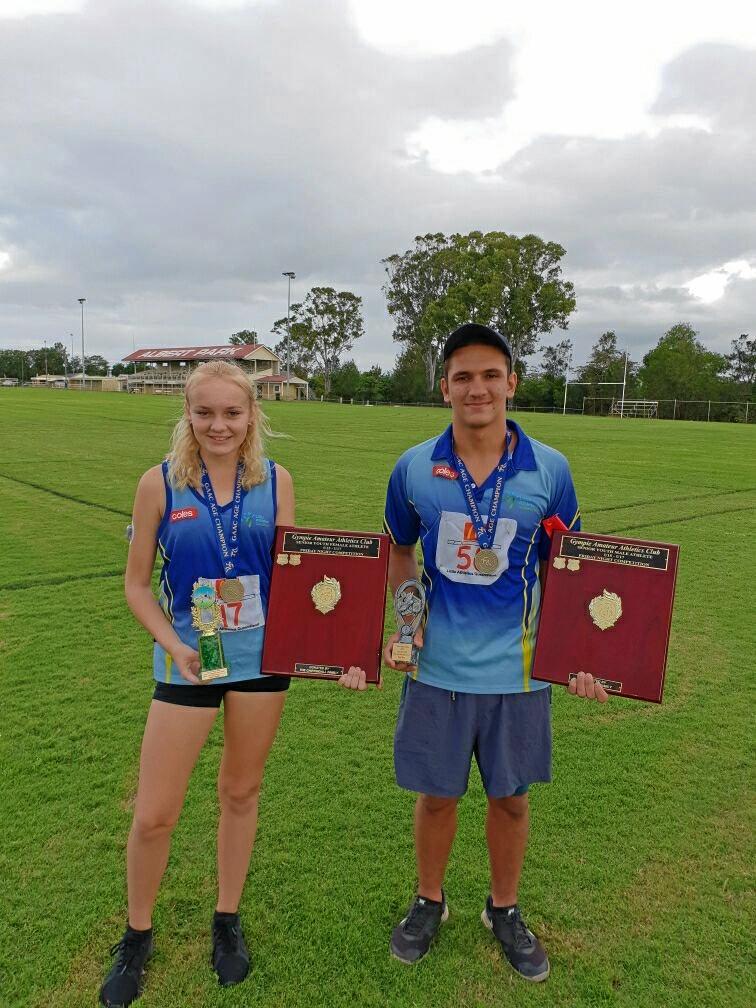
[581,397,754,423]
[6,383,755,423]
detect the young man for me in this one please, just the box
[382,322,607,980]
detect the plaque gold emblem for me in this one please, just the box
[566,558,580,571]
[588,589,623,630]
[553,556,566,569]
[277,553,289,565]
[311,575,342,614]
[290,554,301,566]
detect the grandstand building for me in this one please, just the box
[121,344,309,400]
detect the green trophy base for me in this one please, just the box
[198,632,229,682]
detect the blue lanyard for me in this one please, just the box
[452,431,512,551]
[200,461,243,576]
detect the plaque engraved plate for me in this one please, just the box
[532,530,679,703]
[262,526,389,683]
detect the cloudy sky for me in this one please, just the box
[1,0,754,370]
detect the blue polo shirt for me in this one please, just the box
[384,421,580,695]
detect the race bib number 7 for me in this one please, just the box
[435,511,517,584]
[196,574,265,630]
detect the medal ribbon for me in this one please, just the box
[452,431,512,552]
[200,461,243,576]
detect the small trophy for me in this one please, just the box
[191,583,229,682]
[391,579,426,666]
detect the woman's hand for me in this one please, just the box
[171,643,202,685]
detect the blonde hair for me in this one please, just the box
[167,360,274,490]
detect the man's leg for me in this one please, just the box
[486,793,529,907]
[476,688,552,982]
[415,794,459,902]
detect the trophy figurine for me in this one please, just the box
[191,583,229,682]
[391,579,426,666]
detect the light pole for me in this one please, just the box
[44,340,48,379]
[282,271,295,398]
[78,298,86,389]
[562,349,572,415]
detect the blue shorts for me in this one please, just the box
[394,678,552,799]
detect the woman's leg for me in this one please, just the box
[127,700,218,929]
[215,690,286,912]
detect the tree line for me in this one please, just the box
[2,229,753,413]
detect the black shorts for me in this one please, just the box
[153,675,290,709]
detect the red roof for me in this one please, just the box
[256,372,305,383]
[122,345,277,363]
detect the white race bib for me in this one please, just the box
[197,574,265,631]
[435,510,517,585]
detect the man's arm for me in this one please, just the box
[383,543,424,671]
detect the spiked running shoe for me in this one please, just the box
[481,898,550,981]
[390,893,449,964]
[211,911,250,986]
[99,926,153,1007]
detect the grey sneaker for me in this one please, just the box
[390,893,449,964]
[211,911,250,987]
[99,926,153,1006]
[481,898,549,981]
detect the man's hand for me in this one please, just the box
[338,666,377,691]
[567,670,609,703]
[172,643,202,685]
[382,628,424,672]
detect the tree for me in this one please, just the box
[387,344,432,403]
[271,317,315,379]
[425,231,576,368]
[85,355,109,376]
[540,339,572,380]
[229,330,259,346]
[726,334,755,390]
[331,360,361,399]
[383,231,576,395]
[382,233,459,395]
[518,339,572,410]
[359,365,390,402]
[638,323,727,402]
[286,287,364,397]
[577,331,636,403]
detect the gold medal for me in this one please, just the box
[219,578,245,603]
[473,547,499,575]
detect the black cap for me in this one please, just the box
[442,323,513,365]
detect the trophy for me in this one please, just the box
[191,583,229,682]
[391,579,426,666]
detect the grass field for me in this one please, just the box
[0,389,754,1008]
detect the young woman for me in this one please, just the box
[100,361,363,1007]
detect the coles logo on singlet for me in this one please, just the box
[170,507,198,523]
[432,464,458,480]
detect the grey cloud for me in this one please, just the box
[0,2,752,368]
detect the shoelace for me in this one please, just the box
[214,920,240,954]
[505,908,533,949]
[403,900,438,937]
[109,934,147,975]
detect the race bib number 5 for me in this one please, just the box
[435,511,517,584]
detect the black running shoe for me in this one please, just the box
[481,898,550,981]
[211,911,250,987]
[390,893,449,964]
[99,926,153,1007]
